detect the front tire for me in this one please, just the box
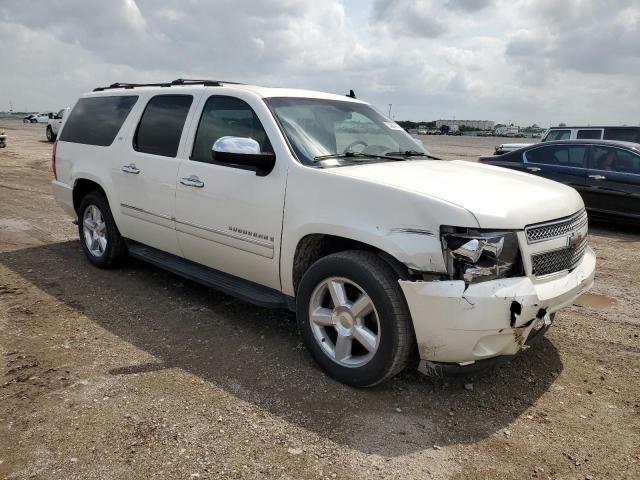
[78,191,128,268]
[46,126,56,142]
[297,251,415,387]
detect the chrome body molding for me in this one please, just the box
[390,227,436,236]
[120,202,173,221]
[121,203,274,258]
[175,219,274,259]
[120,202,174,230]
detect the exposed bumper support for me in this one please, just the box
[399,246,596,367]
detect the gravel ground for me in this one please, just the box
[1,119,639,480]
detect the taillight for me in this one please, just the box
[51,140,58,180]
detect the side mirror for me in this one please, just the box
[212,136,275,176]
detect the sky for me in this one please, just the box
[1,0,639,127]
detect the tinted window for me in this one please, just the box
[191,96,271,163]
[525,145,587,167]
[543,129,572,141]
[134,95,193,157]
[603,128,640,143]
[577,129,602,139]
[592,147,640,173]
[60,96,138,146]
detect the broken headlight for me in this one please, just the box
[441,227,522,284]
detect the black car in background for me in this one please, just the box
[479,140,640,223]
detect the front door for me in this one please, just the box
[175,94,287,290]
[117,93,197,256]
[584,145,640,218]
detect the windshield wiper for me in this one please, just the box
[384,150,441,160]
[314,152,406,162]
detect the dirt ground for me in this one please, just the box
[0,119,639,480]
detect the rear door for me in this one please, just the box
[116,93,199,256]
[584,145,640,219]
[523,144,588,190]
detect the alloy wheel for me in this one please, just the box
[308,276,380,368]
[82,204,107,257]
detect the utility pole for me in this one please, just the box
[388,104,392,118]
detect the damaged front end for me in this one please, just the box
[399,226,596,376]
[440,226,523,284]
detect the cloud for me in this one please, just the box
[445,0,493,12]
[372,0,448,38]
[0,0,638,126]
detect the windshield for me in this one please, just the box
[264,97,427,164]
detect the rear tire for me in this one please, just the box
[77,191,128,269]
[46,126,56,142]
[30,119,37,124]
[296,250,415,387]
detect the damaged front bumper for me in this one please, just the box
[399,246,596,373]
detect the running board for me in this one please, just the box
[127,242,287,309]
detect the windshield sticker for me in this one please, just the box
[384,122,403,131]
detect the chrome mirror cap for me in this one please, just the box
[212,136,260,155]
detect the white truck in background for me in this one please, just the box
[46,108,70,142]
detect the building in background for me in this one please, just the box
[436,119,495,130]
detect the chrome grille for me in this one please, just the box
[531,240,588,276]
[525,209,588,244]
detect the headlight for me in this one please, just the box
[441,227,522,284]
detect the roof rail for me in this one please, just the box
[93,78,244,92]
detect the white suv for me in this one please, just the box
[51,79,596,386]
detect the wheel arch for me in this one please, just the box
[72,177,109,215]
[289,232,411,298]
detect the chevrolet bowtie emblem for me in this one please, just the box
[569,231,584,249]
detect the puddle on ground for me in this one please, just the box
[573,293,615,309]
[0,218,31,232]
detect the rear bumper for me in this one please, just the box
[52,180,76,218]
[399,246,596,367]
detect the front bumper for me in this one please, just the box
[399,246,595,367]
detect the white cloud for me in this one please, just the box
[0,0,638,126]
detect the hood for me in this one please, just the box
[328,159,584,229]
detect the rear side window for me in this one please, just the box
[543,129,571,141]
[525,145,587,167]
[60,96,138,146]
[603,128,640,143]
[134,95,193,157]
[577,129,602,140]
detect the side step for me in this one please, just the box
[127,242,288,309]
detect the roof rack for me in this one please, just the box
[93,78,244,92]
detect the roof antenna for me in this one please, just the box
[347,89,356,99]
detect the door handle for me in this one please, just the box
[180,175,205,188]
[588,174,606,181]
[121,163,140,174]
[526,167,542,172]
